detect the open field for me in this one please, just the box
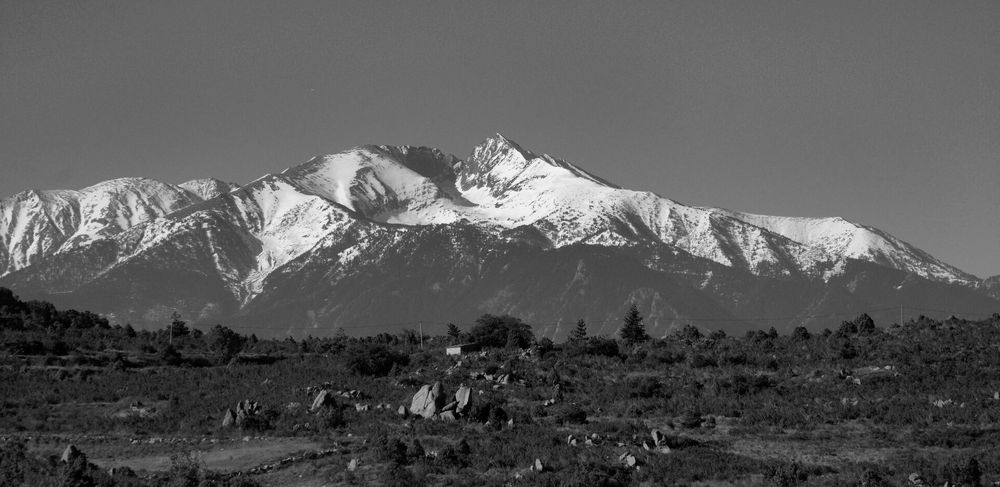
[2,293,1000,485]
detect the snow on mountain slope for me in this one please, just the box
[179,178,241,200]
[228,133,970,282]
[729,212,979,284]
[0,178,200,277]
[0,133,979,314]
[0,189,82,275]
[443,135,825,276]
[280,145,467,223]
[161,174,365,301]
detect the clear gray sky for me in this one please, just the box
[2,1,998,276]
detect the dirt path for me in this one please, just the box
[91,437,325,473]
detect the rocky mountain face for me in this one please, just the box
[1,136,996,338]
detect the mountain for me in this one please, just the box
[1,135,996,337]
[984,275,1000,301]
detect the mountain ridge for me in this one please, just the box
[1,135,995,336]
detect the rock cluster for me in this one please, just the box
[221,399,263,428]
[408,382,473,420]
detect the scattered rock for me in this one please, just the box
[107,465,135,477]
[455,385,472,413]
[441,401,458,412]
[567,434,578,446]
[533,458,544,472]
[354,403,370,412]
[931,398,955,408]
[651,429,667,447]
[347,458,358,472]
[618,452,637,468]
[410,382,446,419]
[310,390,337,411]
[61,445,83,463]
[397,405,409,418]
[235,399,262,425]
[222,408,237,428]
[908,472,925,485]
[439,411,457,421]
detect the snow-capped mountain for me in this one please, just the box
[178,178,241,201]
[1,135,995,336]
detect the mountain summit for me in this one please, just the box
[1,136,995,337]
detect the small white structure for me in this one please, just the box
[446,343,480,356]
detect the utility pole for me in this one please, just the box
[900,304,903,327]
[419,321,424,350]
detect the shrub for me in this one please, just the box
[344,344,409,376]
[468,314,534,349]
[554,404,588,424]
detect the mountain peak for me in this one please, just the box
[180,178,241,201]
[458,134,619,195]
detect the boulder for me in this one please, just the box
[409,382,446,419]
[397,405,409,418]
[566,435,578,446]
[908,473,925,486]
[310,390,337,411]
[439,411,457,421]
[533,458,544,472]
[355,403,370,412]
[455,385,472,413]
[347,458,358,472]
[618,452,637,467]
[651,429,667,447]
[222,408,237,428]
[60,445,83,463]
[236,399,261,421]
[441,401,458,412]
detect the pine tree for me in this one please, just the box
[569,319,588,341]
[619,303,649,344]
[446,323,461,343]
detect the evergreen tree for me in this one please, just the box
[619,303,649,344]
[446,323,461,343]
[569,319,588,341]
[206,324,246,361]
[168,311,189,337]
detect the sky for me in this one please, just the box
[1,0,998,276]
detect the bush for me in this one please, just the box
[468,314,534,349]
[554,404,588,424]
[344,344,409,376]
